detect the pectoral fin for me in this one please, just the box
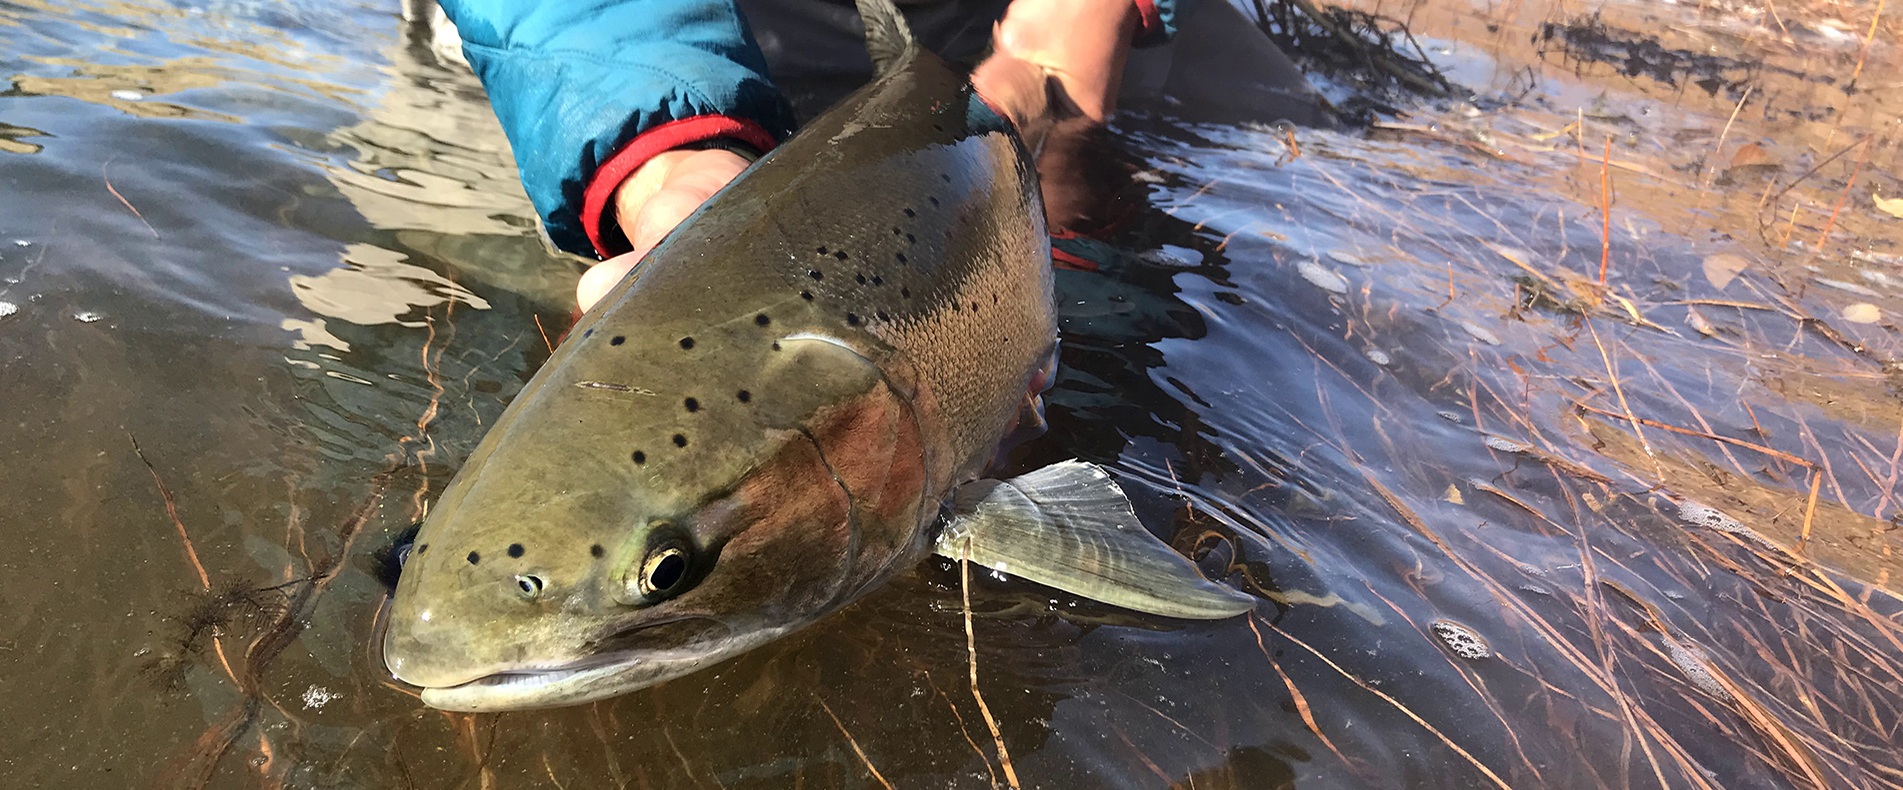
[933,461,1256,619]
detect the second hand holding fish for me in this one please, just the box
[575,0,1143,313]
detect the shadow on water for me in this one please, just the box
[2,0,1901,788]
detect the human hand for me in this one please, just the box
[576,148,751,311]
[970,0,1140,143]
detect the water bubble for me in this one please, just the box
[11,239,29,247]
[1328,250,1370,267]
[110,89,146,101]
[1431,620,1492,659]
[72,310,103,323]
[1364,348,1391,366]
[1437,411,1463,423]
[1484,435,1531,453]
[1675,501,1745,534]
[1842,303,1881,324]
[301,685,340,709]
[0,301,16,318]
[1297,261,1348,294]
[1460,321,1501,345]
[1664,640,1727,698]
[1140,245,1201,267]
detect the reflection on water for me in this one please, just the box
[2,0,1900,788]
[290,243,490,327]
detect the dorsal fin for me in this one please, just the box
[855,0,916,76]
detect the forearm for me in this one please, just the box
[439,0,794,255]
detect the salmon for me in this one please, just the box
[383,0,1252,711]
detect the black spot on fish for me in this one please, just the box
[833,251,848,261]
[611,336,625,346]
[929,197,939,207]
[892,226,902,235]
[679,337,695,349]
[583,329,594,338]
[905,233,915,244]
[801,291,814,301]
[809,269,824,280]
[855,274,866,285]
[903,208,915,217]
[971,301,979,311]
[895,253,907,264]
[672,434,688,447]
[941,173,951,182]
[846,313,861,326]
[933,123,944,132]
[467,551,480,565]
[772,342,782,351]
[507,543,524,558]
[632,450,646,464]
[901,287,911,298]
[590,544,605,558]
[816,246,829,255]
[683,397,699,412]
[871,276,883,286]
[755,314,771,326]
[877,311,889,321]
[951,303,960,312]
[736,390,751,402]
[417,544,428,555]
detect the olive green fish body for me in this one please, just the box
[384,36,1054,710]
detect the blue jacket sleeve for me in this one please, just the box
[439,0,796,255]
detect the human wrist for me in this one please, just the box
[581,115,777,257]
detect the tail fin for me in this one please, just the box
[855,0,916,76]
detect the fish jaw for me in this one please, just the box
[415,626,794,712]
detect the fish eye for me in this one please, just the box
[514,574,545,599]
[637,546,689,597]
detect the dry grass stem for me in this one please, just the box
[1849,0,1887,86]
[1798,469,1822,553]
[103,158,158,238]
[1585,322,1664,481]
[532,314,555,353]
[817,697,895,790]
[1700,85,1755,193]
[1598,135,1612,284]
[961,539,1021,790]
[129,434,210,591]
[1271,622,1518,790]
[1813,134,1873,253]
[1571,402,1812,468]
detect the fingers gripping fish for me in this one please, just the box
[382,0,1255,712]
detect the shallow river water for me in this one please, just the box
[3,0,1901,788]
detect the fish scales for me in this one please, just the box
[383,20,1060,709]
[554,65,1054,516]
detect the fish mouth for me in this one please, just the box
[418,652,696,712]
[410,622,789,712]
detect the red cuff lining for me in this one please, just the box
[580,114,779,258]
[1052,247,1101,273]
[1131,0,1163,43]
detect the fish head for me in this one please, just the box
[383,329,932,711]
